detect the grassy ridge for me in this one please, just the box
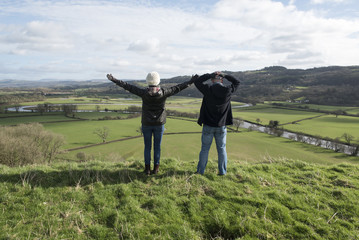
[2,99,359,239]
[1,158,358,239]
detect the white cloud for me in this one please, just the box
[1,21,73,53]
[0,0,359,80]
[311,0,344,4]
[128,38,162,54]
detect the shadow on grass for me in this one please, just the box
[0,168,145,188]
[0,166,199,189]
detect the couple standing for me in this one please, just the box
[107,71,240,175]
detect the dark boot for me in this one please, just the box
[152,164,160,175]
[144,164,151,175]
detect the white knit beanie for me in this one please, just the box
[146,71,160,86]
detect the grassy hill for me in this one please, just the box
[1,158,358,239]
[1,97,359,239]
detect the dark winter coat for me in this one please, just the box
[194,74,240,127]
[114,80,192,126]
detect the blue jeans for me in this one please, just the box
[142,125,165,165]
[197,125,227,175]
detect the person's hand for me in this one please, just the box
[210,72,217,79]
[210,71,224,79]
[189,74,199,84]
[217,72,225,78]
[106,74,118,83]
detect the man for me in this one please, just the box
[193,71,240,175]
[107,72,195,175]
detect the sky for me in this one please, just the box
[0,0,359,81]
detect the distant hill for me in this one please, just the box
[165,66,359,106]
[1,65,358,105]
[0,79,109,88]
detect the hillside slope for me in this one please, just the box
[1,158,358,239]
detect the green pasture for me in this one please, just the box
[269,102,359,115]
[44,118,141,149]
[284,115,359,144]
[12,96,204,112]
[298,104,358,113]
[54,117,359,166]
[233,106,322,125]
[0,113,74,125]
[75,112,128,120]
[16,96,141,106]
[65,130,359,166]
[0,112,132,125]
[44,117,202,150]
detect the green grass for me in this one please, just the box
[0,113,75,125]
[75,112,129,120]
[2,100,359,239]
[52,117,359,166]
[276,102,359,114]
[44,118,142,149]
[283,115,359,144]
[233,106,323,125]
[1,158,359,239]
[63,130,359,166]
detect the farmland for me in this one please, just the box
[1,94,359,239]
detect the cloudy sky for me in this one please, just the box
[1,0,359,81]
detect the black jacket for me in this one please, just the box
[113,80,192,126]
[194,73,240,127]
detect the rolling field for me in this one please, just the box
[1,100,359,239]
[233,105,323,124]
[271,102,359,115]
[0,113,76,125]
[2,99,359,163]
[284,115,359,144]
[42,117,359,166]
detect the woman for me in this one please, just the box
[107,72,195,175]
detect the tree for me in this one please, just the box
[233,118,243,132]
[268,120,279,128]
[93,127,110,143]
[36,104,46,115]
[62,104,77,117]
[341,133,354,145]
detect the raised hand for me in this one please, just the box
[189,74,199,84]
[106,74,117,82]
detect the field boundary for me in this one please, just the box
[279,114,327,126]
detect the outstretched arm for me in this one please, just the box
[161,75,198,97]
[106,74,146,97]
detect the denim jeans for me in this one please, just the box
[142,125,165,165]
[197,124,227,175]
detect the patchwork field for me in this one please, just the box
[1,97,359,239]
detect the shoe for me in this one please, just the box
[152,164,159,175]
[144,164,151,175]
